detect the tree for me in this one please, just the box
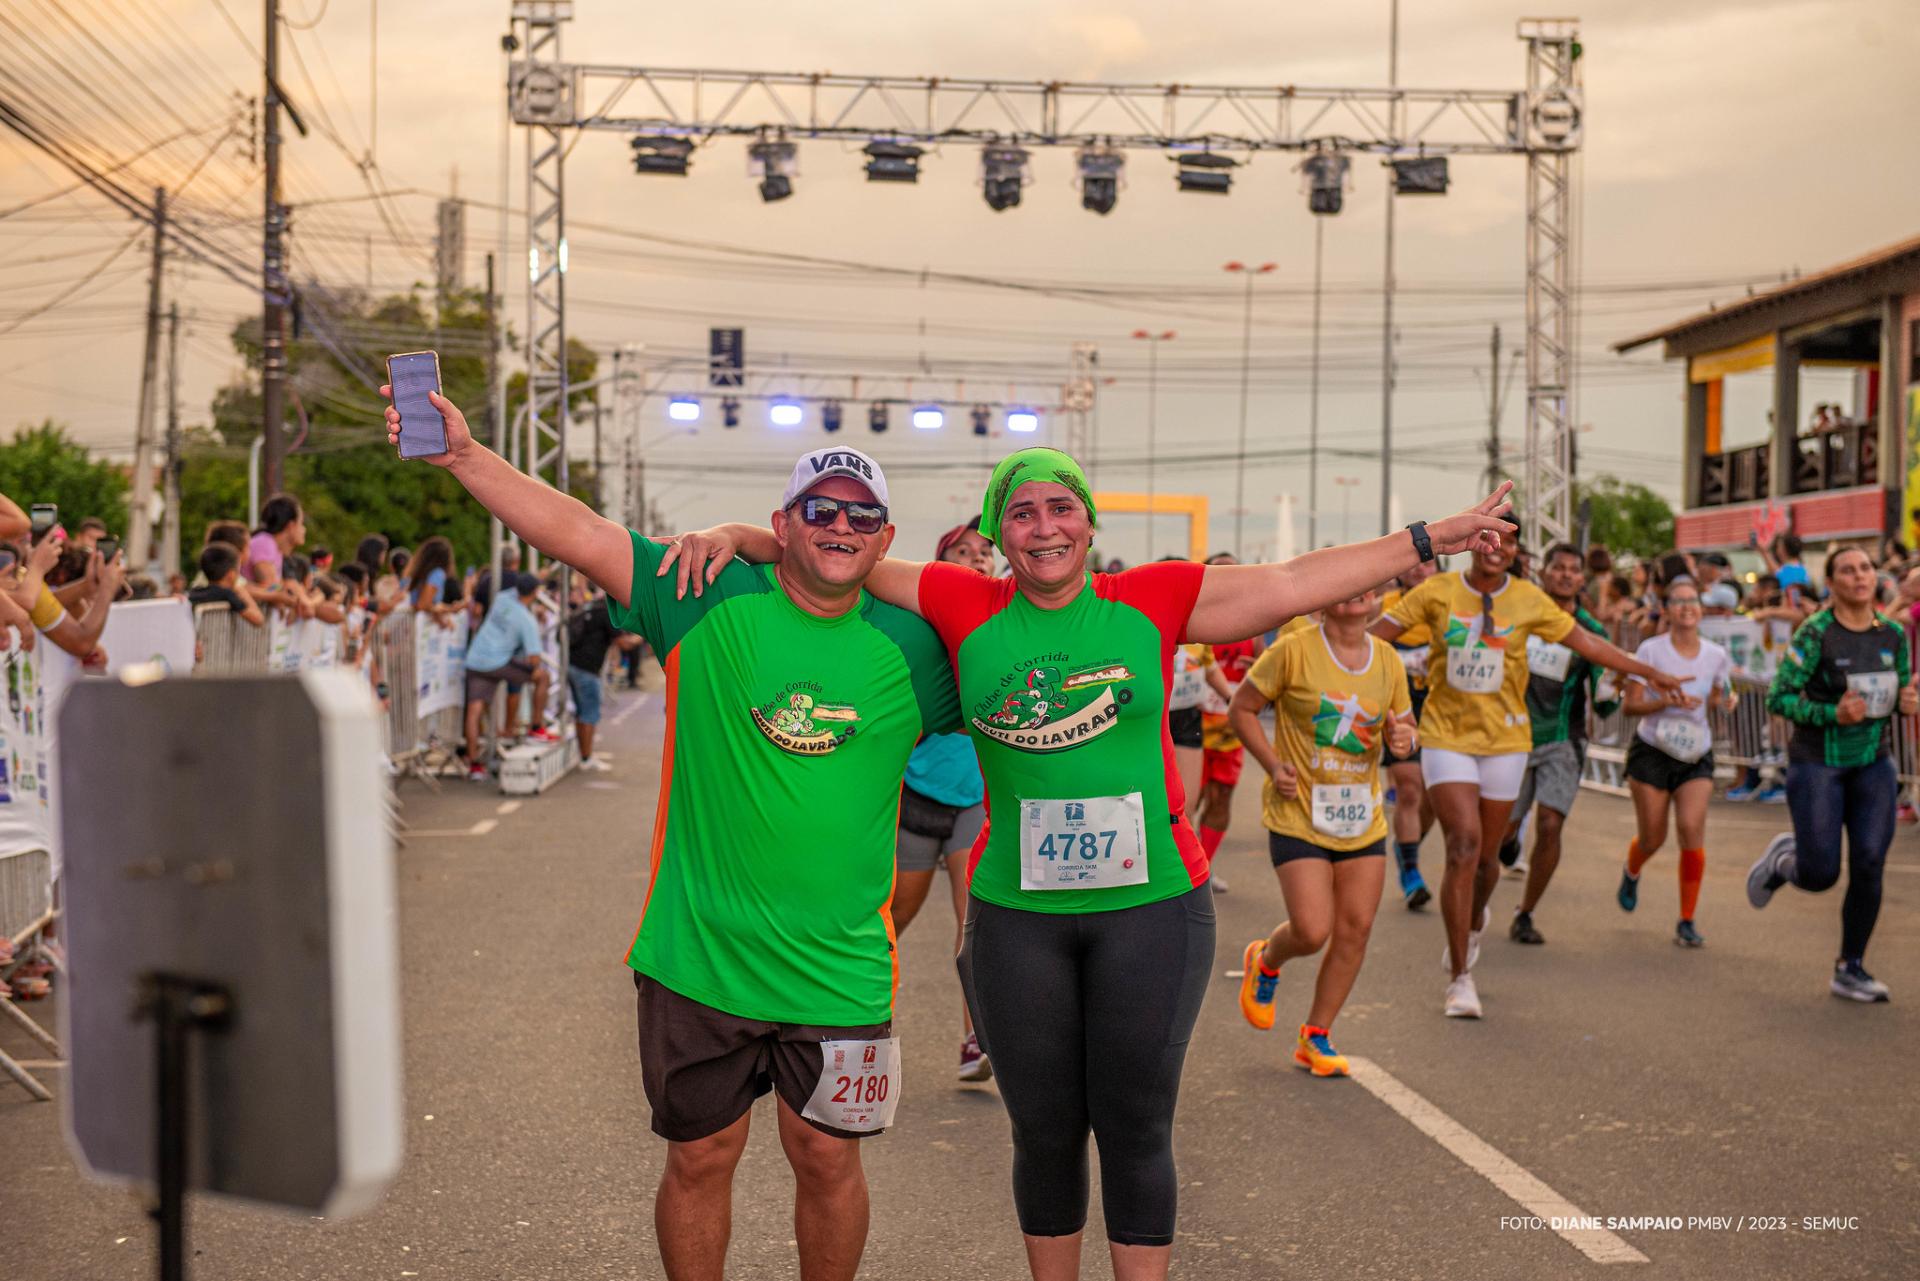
[0,420,129,533]
[188,282,597,577]
[1577,474,1674,561]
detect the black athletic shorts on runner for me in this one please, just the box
[1382,686,1427,765]
[1624,737,1714,792]
[1169,706,1203,750]
[632,971,890,1142]
[1268,831,1387,866]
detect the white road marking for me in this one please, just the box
[607,693,652,727]
[1347,1057,1650,1266]
[469,819,498,836]
[496,800,522,816]
[410,818,500,838]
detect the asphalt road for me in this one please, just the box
[6,675,1918,1279]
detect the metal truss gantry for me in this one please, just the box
[507,3,1582,548]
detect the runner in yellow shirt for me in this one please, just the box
[1229,588,1415,1075]
[1378,560,1439,909]
[1371,525,1684,1019]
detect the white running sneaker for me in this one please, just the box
[579,756,612,772]
[1441,905,1492,973]
[1444,973,1483,1019]
[1746,833,1795,908]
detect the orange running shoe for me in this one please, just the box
[1239,939,1278,1030]
[1293,1024,1350,1077]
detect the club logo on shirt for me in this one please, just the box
[970,655,1136,752]
[751,683,861,755]
[1313,691,1384,755]
[1445,611,1513,651]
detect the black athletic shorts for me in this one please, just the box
[1169,706,1203,750]
[633,971,890,1143]
[1382,686,1427,765]
[1268,831,1387,866]
[1624,736,1714,792]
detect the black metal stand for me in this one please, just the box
[134,974,231,1281]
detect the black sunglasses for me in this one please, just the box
[794,495,888,535]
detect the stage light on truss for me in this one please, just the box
[1006,408,1040,433]
[630,135,694,176]
[912,405,945,431]
[721,396,741,428]
[868,402,890,433]
[1075,145,1124,215]
[969,404,992,436]
[1174,150,1237,195]
[667,396,701,422]
[821,400,844,433]
[769,398,805,428]
[864,140,924,183]
[1301,151,1350,215]
[980,143,1030,212]
[749,136,799,202]
[1392,155,1449,195]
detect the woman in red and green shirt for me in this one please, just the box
[668,449,1515,1279]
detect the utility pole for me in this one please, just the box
[1308,218,1325,549]
[262,0,289,497]
[486,252,506,597]
[1483,323,1512,493]
[161,302,182,580]
[1379,0,1400,537]
[1130,328,1175,560]
[1224,261,1275,557]
[129,187,166,569]
[592,382,604,511]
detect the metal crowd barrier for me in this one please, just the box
[1,847,60,1101]
[193,604,272,674]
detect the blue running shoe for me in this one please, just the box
[1617,865,1639,913]
[1756,785,1788,804]
[1726,783,1760,802]
[1400,866,1432,911]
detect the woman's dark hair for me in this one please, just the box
[204,520,248,552]
[387,547,411,577]
[407,536,457,603]
[1824,545,1873,580]
[354,534,389,577]
[1606,574,1631,599]
[337,561,369,591]
[255,493,302,538]
[283,553,312,584]
[1656,551,1692,588]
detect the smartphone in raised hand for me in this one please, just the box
[29,504,56,537]
[387,351,449,459]
[96,538,120,564]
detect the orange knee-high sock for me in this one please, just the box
[1627,837,1652,877]
[1679,848,1705,920]
[1200,826,1226,859]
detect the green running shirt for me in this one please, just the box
[919,560,1211,914]
[1767,608,1910,768]
[610,532,960,1026]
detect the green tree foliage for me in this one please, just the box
[0,420,129,532]
[1577,474,1675,561]
[180,283,597,577]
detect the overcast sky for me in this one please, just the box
[2,0,1916,562]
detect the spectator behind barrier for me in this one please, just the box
[248,493,305,586]
[461,571,556,779]
[6,528,119,664]
[187,543,265,627]
[407,536,463,628]
[73,517,108,550]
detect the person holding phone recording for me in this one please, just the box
[1748,546,1917,1002]
[380,384,961,1281]
[1615,579,1728,948]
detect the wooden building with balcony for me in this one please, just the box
[1616,234,1920,552]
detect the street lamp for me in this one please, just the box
[1130,328,1176,560]
[1333,475,1360,545]
[1223,261,1276,558]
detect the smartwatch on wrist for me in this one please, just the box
[1406,520,1434,564]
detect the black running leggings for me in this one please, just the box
[956,882,1215,1247]
[1785,757,1897,961]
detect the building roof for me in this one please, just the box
[1614,232,1920,356]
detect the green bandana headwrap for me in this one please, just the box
[978,447,1097,545]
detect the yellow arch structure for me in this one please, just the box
[1093,492,1210,562]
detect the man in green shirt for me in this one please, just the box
[1501,542,1620,945]
[384,387,958,1281]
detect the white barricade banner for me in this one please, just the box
[266,614,344,672]
[541,597,567,725]
[0,641,80,873]
[268,613,297,671]
[98,598,197,677]
[415,611,470,718]
[1700,616,1771,678]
